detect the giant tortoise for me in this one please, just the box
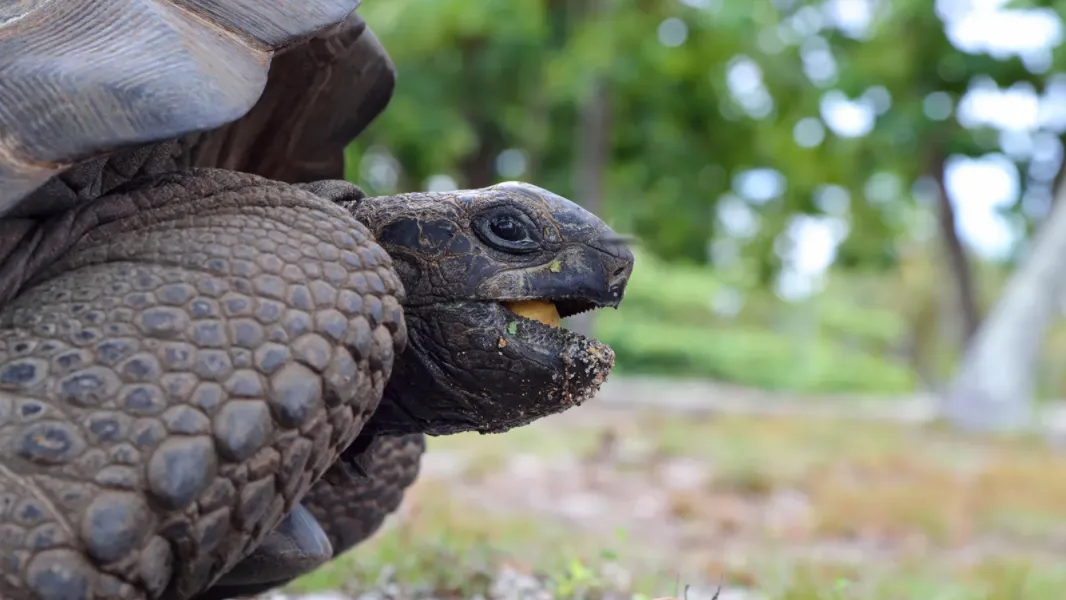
[0,2,633,599]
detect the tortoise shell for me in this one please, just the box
[0,0,394,215]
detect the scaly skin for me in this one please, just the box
[198,179,634,600]
[0,169,406,600]
[192,434,425,600]
[302,433,425,553]
[0,169,632,600]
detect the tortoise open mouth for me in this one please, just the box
[500,297,606,331]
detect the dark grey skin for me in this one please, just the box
[0,169,632,600]
[197,433,425,600]
[345,180,632,437]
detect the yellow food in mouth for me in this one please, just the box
[503,300,561,328]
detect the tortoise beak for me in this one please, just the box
[475,240,635,316]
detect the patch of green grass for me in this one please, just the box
[288,481,653,598]
[289,507,1066,599]
[596,309,915,394]
[432,411,1066,546]
[592,250,916,394]
[288,411,1066,599]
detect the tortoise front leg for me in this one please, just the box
[302,433,426,556]
[194,433,425,600]
[0,170,405,600]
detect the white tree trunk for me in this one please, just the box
[941,179,1066,432]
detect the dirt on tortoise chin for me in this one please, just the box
[556,334,614,407]
[502,299,615,412]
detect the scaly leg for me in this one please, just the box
[302,433,425,555]
[0,169,405,600]
[193,433,425,600]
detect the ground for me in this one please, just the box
[260,378,1066,600]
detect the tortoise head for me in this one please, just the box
[343,181,634,436]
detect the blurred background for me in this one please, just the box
[283,0,1066,598]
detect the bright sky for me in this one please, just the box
[716,0,1066,300]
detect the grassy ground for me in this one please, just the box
[277,401,1066,600]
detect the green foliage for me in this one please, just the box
[550,558,610,599]
[596,253,916,393]
[365,0,1065,236]
[349,0,1065,263]
[344,0,1066,394]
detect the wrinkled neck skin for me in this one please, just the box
[368,301,614,437]
[332,181,632,444]
[0,142,189,305]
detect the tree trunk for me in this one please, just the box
[1051,135,1066,210]
[459,132,501,189]
[565,0,611,337]
[457,37,503,190]
[934,153,981,345]
[941,169,1066,432]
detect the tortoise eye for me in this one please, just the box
[473,207,541,254]
[489,215,526,242]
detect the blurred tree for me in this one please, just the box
[348,0,774,264]
[773,0,1066,403]
[567,0,611,336]
[944,175,1066,432]
[342,0,1066,405]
